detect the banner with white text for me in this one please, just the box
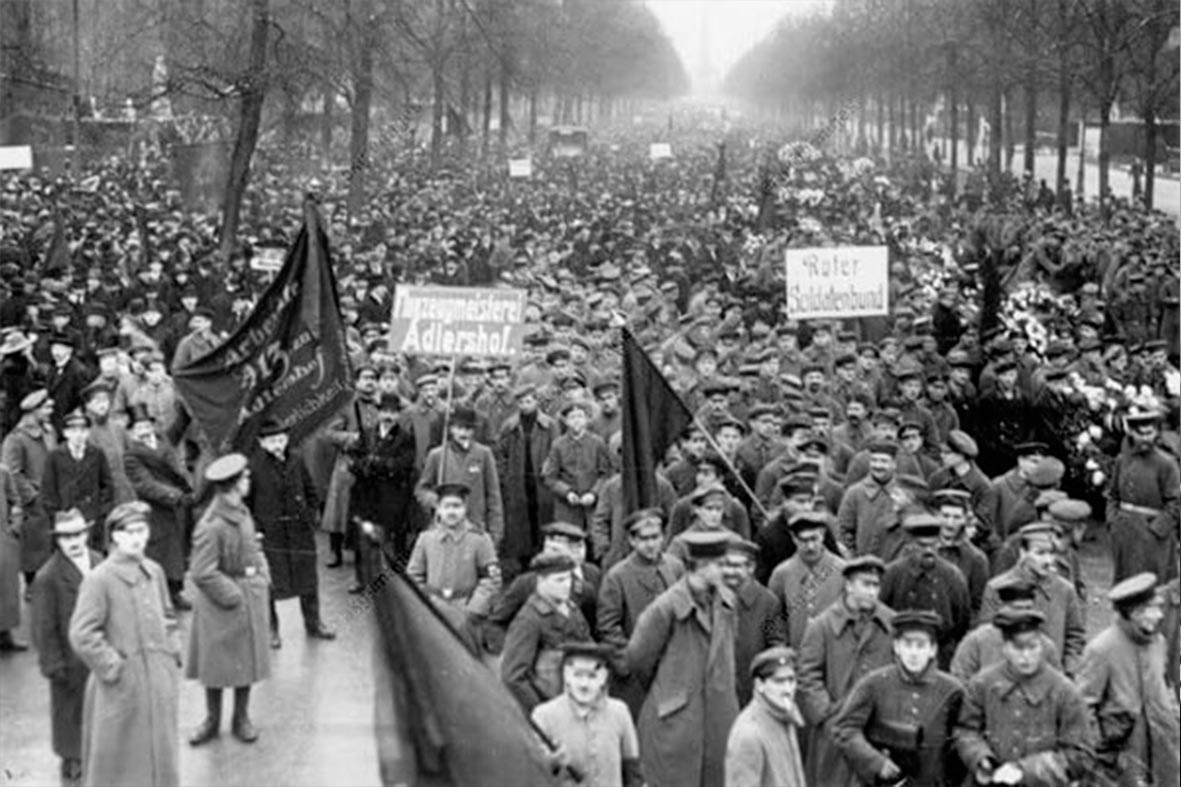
[388,286,527,357]
[784,246,889,320]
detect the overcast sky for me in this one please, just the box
[646,0,831,93]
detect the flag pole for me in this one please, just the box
[435,353,460,486]
[691,413,773,525]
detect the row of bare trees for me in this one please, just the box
[724,0,1179,210]
[5,0,687,250]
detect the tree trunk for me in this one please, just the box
[1143,111,1157,210]
[1003,87,1016,171]
[876,94,885,155]
[458,13,471,157]
[218,0,268,259]
[887,93,897,156]
[989,87,1003,175]
[1023,78,1037,176]
[1098,103,1111,218]
[1056,43,1070,193]
[966,100,976,165]
[950,96,960,196]
[430,58,445,168]
[528,87,537,145]
[321,84,334,157]
[347,32,374,217]
[481,69,492,159]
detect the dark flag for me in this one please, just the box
[621,326,694,512]
[133,204,152,276]
[370,557,559,787]
[173,198,352,452]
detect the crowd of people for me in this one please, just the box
[0,108,1179,787]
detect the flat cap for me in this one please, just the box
[787,510,829,533]
[1047,499,1091,523]
[993,606,1046,636]
[933,488,972,508]
[902,512,943,538]
[749,646,798,679]
[559,640,614,665]
[20,389,50,411]
[680,530,733,560]
[689,482,729,507]
[993,575,1038,604]
[843,555,887,577]
[748,403,780,421]
[892,609,943,637]
[724,538,760,560]
[1125,409,1162,428]
[106,500,151,534]
[205,453,248,483]
[1018,521,1061,541]
[530,552,576,575]
[944,430,978,458]
[865,440,899,457]
[434,482,471,500]
[541,521,587,541]
[1027,457,1065,489]
[779,473,818,498]
[1108,572,1158,608]
[623,508,666,534]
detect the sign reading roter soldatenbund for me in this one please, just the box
[784,246,889,320]
[389,286,528,356]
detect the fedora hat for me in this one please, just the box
[52,508,91,536]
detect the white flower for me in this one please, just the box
[1091,470,1106,487]
[1088,425,1103,440]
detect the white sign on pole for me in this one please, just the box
[0,146,34,171]
[389,286,528,357]
[250,246,287,272]
[785,246,889,320]
[649,143,672,160]
[508,158,533,178]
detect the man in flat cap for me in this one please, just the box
[950,575,1063,684]
[932,488,990,613]
[542,400,612,532]
[170,306,219,372]
[68,501,182,786]
[881,513,972,668]
[1077,573,1180,787]
[724,646,807,787]
[501,552,592,712]
[1106,409,1180,583]
[3,389,57,591]
[722,537,787,705]
[495,385,560,578]
[977,522,1086,674]
[416,406,504,546]
[407,483,500,619]
[978,442,1053,548]
[30,510,98,784]
[531,641,641,787]
[836,440,909,560]
[834,609,965,786]
[955,607,1095,787]
[766,510,846,648]
[624,530,738,787]
[798,555,896,787]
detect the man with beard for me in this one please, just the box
[42,410,113,555]
[31,510,99,784]
[531,641,642,787]
[798,556,896,787]
[1077,573,1180,787]
[880,514,972,669]
[248,418,336,649]
[416,406,503,545]
[123,405,193,610]
[352,392,417,565]
[1105,409,1180,583]
[834,610,965,787]
[724,647,808,787]
[978,522,1086,673]
[955,608,1095,787]
[624,530,739,787]
[722,538,787,706]
[837,440,910,560]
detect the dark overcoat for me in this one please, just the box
[41,445,113,553]
[247,447,320,599]
[2,415,56,572]
[31,549,101,759]
[124,440,192,582]
[495,412,558,562]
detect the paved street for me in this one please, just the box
[0,534,380,787]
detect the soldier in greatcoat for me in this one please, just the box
[1076,573,1180,787]
[623,530,739,787]
[186,453,272,746]
[797,555,897,787]
[31,510,98,784]
[68,501,182,787]
[954,608,1096,787]
[766,510,846,648]
[248,418,335,648]
[724,646,808,787]
[0,460,24,651]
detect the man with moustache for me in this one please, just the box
[323,364,381,576]
[837,440,910,560]
[416,406,503,545]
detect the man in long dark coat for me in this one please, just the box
[41,409,113,555]
[123,404,193,609]
[31,510,100,785]
[352,392,417,567]
[495,385,558,579]
[248,419,335,648]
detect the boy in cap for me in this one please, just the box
[797,555,896,787]
[1077,573,1180,787]
[834,610,965,786]
[68,501,182,786]
[31,509,98,783]
[416,406,504,545]
[624,530,739,787]
[501,552,592,712]
[722,537,787,705]
[955,607,1095,787]
[1105,409,1180,583]
[542,400,612,531]
[950,575,1063,683]
[724,647,807,787]
[531,641,641,787]
[406,482,500,618]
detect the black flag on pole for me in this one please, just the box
[621,326,694,512]
[173,198,352,452]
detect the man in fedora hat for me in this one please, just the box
[416,405,503,545]
[31,509,101,784]
[0,327,37,433]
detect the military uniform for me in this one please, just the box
[1105,437,1181,583]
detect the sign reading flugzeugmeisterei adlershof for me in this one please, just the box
[389,286,527,356]
[784,246,889,320]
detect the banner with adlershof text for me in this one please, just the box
[784,245,889,320]
[388,286,528,357]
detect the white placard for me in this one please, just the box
[508,158,532,178]
[649,143,672,160]
[785,246,889,320]
[0,146,33,171]
[251,246,287,272]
